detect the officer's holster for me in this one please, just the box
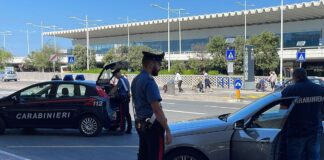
[135,119,153,132]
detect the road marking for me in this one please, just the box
[7,145,138,149]
[164,109,206,115]
[0,150,30,160]
[161,102,175,105]
[203,105,240,110]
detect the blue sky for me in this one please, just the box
[0,0,315,56]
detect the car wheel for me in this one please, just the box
[166,149,208,160]
[79,115,102,137]
[14,79,17,81]
[0,117,6,135]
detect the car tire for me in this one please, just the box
[166,148,208,160]
[79,115,102,137]
[0,117,6,135]
[14,79,17,81]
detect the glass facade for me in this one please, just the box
[90,38,209,54]
[89,31,322,54]
[282,31,321,47]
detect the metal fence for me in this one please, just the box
[16,72,274,89]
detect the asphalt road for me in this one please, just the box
[0,91,245,160]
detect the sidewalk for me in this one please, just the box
[161,87,271,103]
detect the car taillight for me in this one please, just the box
[96,86,108,98]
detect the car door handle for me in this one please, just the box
[258,137,271,143]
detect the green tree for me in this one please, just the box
[233,36,245,74]
[23,46,54,72]
[102,50,117,64]
[102,46,128,65]
[207,36,227,74]
[89,50,97,69]
[187,43,213,72]
[73,44,87,70]
[170,61,187,73]
[102,45,154,71]
[127,46,154,71]
[248,32,279,75]
[0,49,13,68]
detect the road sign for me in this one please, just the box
[49,54,58,62]
[296,52,306,62]
[234,79,242,90]
[68,56,75,64]
[226,49,236,61]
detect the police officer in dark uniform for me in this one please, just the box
[280,68,324,160]
[131,51,172,160]
[112,68,132,134]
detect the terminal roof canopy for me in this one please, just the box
[44,1,324,39]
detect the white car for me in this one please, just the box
[2,71,18,82]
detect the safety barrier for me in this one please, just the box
[16,72,277,89]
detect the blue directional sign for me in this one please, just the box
[226,49,236,61]
[296,52,306,62]
[234,79,242,90]
[68,56,75,64]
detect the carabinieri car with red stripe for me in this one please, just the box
[0,75,121,137]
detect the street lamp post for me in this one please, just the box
[47,26,62,73]
[20,29,35,55]
[127,16,130,48]
[119,17,137,48]
[48,26,63,52]
[0,31,12,49]
[70,16,102,70]
[27,22,52,48]
[152,2,171,71]
[236,0,255,42]
[280,0,284,85]
[174,9,189,55]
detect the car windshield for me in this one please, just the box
[227,93,279,122]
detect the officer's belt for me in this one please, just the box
[136,114,156,124]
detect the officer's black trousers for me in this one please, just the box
[136,120,165,160]
[119,99,132,132]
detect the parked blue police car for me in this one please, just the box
[0,62,128,137]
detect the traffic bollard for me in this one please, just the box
[235,89,240,99]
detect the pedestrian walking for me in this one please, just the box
[131,51,172,160]
[268,71,277,91]
[175,71,183,92]
[197,78,204,93]
[203,71,211,90]
[280,68,324,160]
[112,68,132,134]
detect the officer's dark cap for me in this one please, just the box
[142,51,165,62]
[112,68,121,75]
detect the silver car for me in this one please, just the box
[166,92,324,160]
[2,71,18,82]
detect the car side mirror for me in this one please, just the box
[234,119,246,130]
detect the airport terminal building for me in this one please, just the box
[44,1,324,76]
